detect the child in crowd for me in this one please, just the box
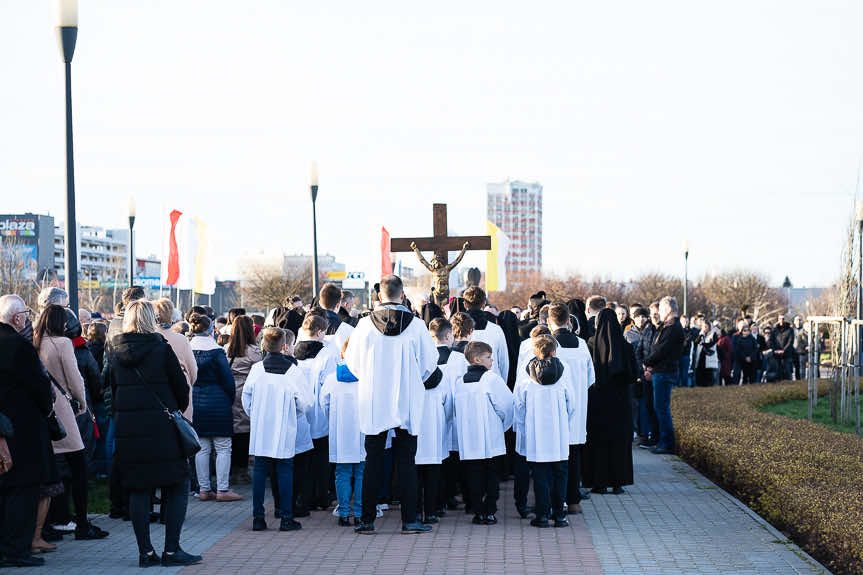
[415,318,454,524]
[453,341,514,526]
[444,313,474,510]
[319,338,365,526]
[514,335,574,528]
[295,314,339,512]
[242,327,311,532]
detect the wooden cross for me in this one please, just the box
[390,203,490,304]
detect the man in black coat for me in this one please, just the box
[0,295,54,567]
[643,297,685,455]
[770,315,795,381]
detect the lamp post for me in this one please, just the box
[310,162,320,300]
[57,0,79,313]
[782,276,792,313]
[683,239,689,317]
[856,202,863,373]
[128,196,136,287]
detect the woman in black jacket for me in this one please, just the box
[110,301,201,567]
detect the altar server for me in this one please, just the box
[463,287,509,383]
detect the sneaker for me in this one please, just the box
[198,491,215,501]
[139,551,160,568]
[375,505,384,518]
[401,522,432,534]
[516,505,529,519]
[422,515,439,524]
[332,507,340,517]
[354,522,375,534]
[377,503,389,511]
[252,517,267,531]
[484,514,498,525]
[279,518,302,531]
[637,439,658,449]
[530,517,550,528]
[216,490,244,502]
[554,518,570,528]
[471,514,485,525]
[580,490,591,500]
[611,486,625,495]
[52,521,76,533]
[338,517,352,527]
[649,446,675,455]
[161,549,202,566]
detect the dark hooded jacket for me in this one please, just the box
[338,306,359,328]
[110,332,189,489]
[527,357,564,385]
[0,322,54,488]
[191,337,236,437]
[369,303,415,336]
[497,310,521,388]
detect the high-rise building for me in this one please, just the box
[486,180,543,274]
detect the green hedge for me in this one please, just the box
[673,381,863,575]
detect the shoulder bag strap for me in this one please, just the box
[132,366,171,414]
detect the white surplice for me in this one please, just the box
[324,321,354,352]
[555,345,595,445]
[445,349,469,451]
[453,370,514,460]
[344,308,438,436]
[297,344,340,440]
[415,366,454,465]
[514,373,574,463]
[471,322,510,383]
[319,370,365,463]
[242,361,313,460]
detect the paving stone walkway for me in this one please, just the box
[13,449,830,575]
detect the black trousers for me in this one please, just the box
[310,436,330,508]
[109,451,129,515]
[231,432,250,471]
[130,480,188,555]
[416,464,441,519]
[292,450,313,514]
[464,458,499,516]
[441,452,460,505]
[0,485,39,558]
[533,460,568,521]
[566,445,582,505]
[513,454,531,510]
[740,363,757,384]
[361,428,417,525]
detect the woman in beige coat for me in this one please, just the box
[224,315,262,485]
[153,299,197,420]
[35,305,108,548]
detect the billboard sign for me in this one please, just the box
[0,216,37,238]
[342,271,365,289]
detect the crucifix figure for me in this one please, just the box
[390,203,491,306]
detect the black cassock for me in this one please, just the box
[583,309,635,489]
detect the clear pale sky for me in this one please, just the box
[2,1,861,288]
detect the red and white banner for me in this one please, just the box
[160,209,215,295]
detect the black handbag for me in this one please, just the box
[46,409,67,441]
[133,368,201,458]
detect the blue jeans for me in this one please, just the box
[253,456,294,519]
[652,371,677,450]
[335,462,364,518]
[678,356,692,387]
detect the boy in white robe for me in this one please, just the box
[453,341,514,526]
[548,303,595,514]
[343,274,438,534]
[514,335,574,528]
[512,324,552,518]
[415,318,454,524]
[443,312,473,511]
[295,314,339,512]
[317,282,354,351]
[463,286,509,383]
[242,327,312,532]
[320,338,365,526]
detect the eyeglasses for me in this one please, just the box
[15,308,33,319]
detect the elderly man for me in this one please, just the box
[0,295,54,567]
[643,296,685,455]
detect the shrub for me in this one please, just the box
[673,381,863,575]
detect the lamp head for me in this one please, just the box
[856,201,863,226]
[310,161,319,201]
[128,196,136,219]
[56,0,78,27]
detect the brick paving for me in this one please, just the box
[13,448,831,575]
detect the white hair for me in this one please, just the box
[38,287,68,310]
[0,294,26,324]
[659,296,679,315]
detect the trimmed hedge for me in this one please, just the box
[673,381,863,575]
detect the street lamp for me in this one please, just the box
[128,196,136,287]
[856,202,863,372]
[57,0,79,313]
[310,162,320,300]
[782,276,792,313]
[683,239,689,317]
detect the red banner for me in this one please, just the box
[381,226,392,277]
[166,210,183,286]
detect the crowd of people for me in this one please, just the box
[0,277,805,568]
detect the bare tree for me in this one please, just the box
[240,263,313,312]
[699,270,784,326]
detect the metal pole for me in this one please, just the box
[807,320,813,421]
[128,216,135,288]
[858,222,862,375]
[310,185,320,300]
[683,250,689,317]
[59,27,79,314]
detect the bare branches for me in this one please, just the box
[240,263,313,312]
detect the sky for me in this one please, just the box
[2,1,862,288]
